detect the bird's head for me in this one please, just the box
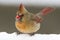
[16,4,29,22]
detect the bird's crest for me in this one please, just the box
[18,4,29,14]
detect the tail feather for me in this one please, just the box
[40,7,55,16]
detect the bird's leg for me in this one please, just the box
[16,31,21,35]
[29,33,35,36]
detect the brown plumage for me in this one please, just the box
[15,4,54,34]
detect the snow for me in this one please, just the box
[0,32,60,40]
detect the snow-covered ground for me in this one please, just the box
[0,32,60,40]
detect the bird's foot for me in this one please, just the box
[29,33,35,36]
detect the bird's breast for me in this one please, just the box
[15,21,40,33]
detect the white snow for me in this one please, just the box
[0,32,60,40]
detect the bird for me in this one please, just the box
[15,4,54,35]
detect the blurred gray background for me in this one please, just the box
[0,5,60,34]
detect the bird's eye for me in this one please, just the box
[19,13,22,15]
[18,13,24,17]
[17,13,24,17]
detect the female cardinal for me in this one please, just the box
[15,4,54,34]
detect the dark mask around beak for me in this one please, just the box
[16,14,24,21]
